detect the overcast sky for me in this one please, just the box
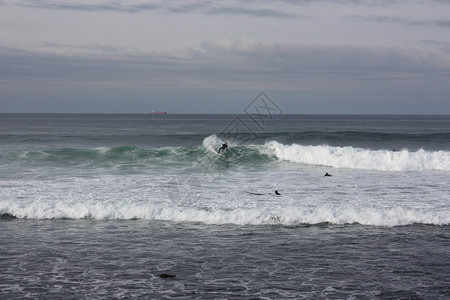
[1,0,449,114]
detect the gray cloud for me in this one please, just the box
[39,42,125,55]
[10,0,299,19]
[2,40,450,113]
[348,15,450,28]
[415,20,450,28]
[2,0,449,113]
[14,0,161,13]
[201,39,450,73]
[204,6,298,19]
[2,41,449,90]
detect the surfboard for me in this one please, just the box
[242,191,281,196]
[215,151,227,158]
[242,191,266,195]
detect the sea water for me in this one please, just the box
[0,113,449,299]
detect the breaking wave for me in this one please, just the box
[266,141,450,171]
[1,135,449,172]
[2,200,448,226]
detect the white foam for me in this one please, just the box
[266,141,450,171]
[1,143,449,226]
[93,147,111,154]
[202,134,223,153]
[202,134,240,154]
[3,197,449,226]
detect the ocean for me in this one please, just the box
[0,113,449,299]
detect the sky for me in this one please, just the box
[1,0,450,114]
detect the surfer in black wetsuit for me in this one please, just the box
[324,172,332,177]
[275,190,281,195]
[218,142,228,154]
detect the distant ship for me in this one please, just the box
[149,111,167,114]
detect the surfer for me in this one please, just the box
[275,190,281,195]
[218,142,228,154]
[324,172,332,177]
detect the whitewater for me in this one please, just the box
[1,114,449,299]
[2,134,449,226]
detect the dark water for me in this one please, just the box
[1,220,449,299]
[2,114,450,150]
[1,114,449,299]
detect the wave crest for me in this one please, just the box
[266,141,450,171]
[2,202,448,226]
